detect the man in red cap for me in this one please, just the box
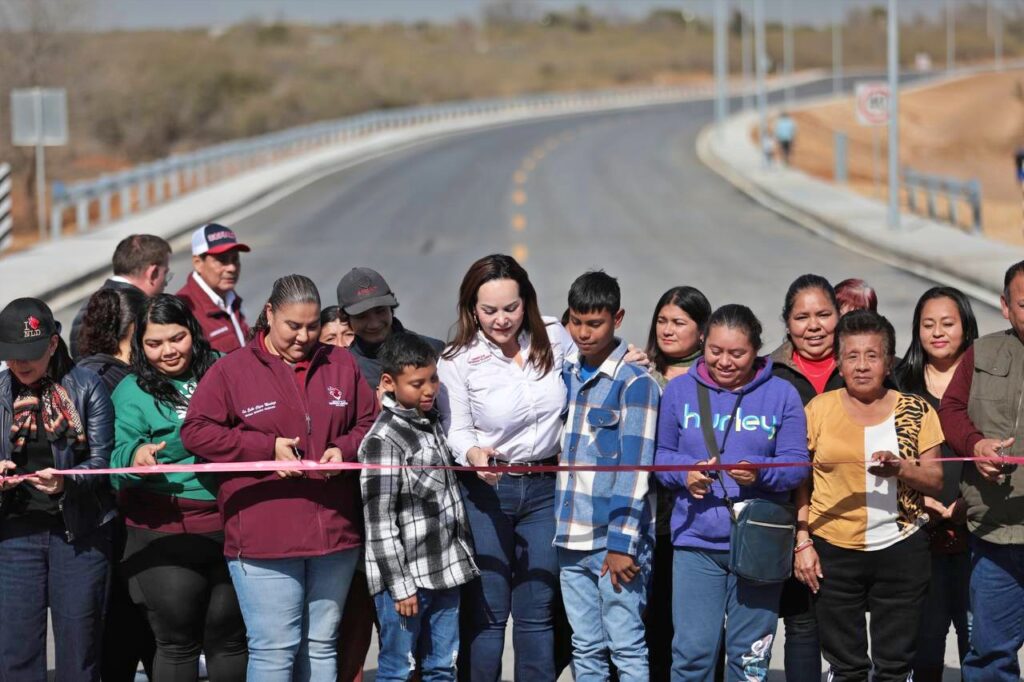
[176,223,251,353]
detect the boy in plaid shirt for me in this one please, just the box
[557,271,660,682]
[358,333,478,681]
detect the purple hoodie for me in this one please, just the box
[654,357,809,551]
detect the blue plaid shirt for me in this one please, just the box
[555,340,660,557]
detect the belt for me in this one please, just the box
[490,456,558,477]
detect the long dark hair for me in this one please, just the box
[49,335,75,382]
[249,274,321,340]
[131,295,217,409]
[77,287,147,358]
[895,287,978,395]
[444,254,554,375]
[645,286,712,375]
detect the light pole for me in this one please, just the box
[754,0,767,154]
[946,0,955,73]
[741,1,752,110]
[784,0,794,106]
[832,0,843,94]
[887,0,900,229]
[714,0,728,132]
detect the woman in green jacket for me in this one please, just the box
[111,294,246,681]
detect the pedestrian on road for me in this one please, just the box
[834,278,878,316]
[77,286,148,392]
[795,310,943,682]
[0,298,117,681]
[558,271,660,682]
[337,267,444,395]
[655,304,809,681]
[643,285,712,681]
[70,234,172,359]
[895,287,979,681]
[437,254,571,681]
[939,259,1024,682]
[320,306,356,348]
[769,274,840,682]
[111,294,247,681]
[176,224,251,354]
[180,275,378,682]
[774,112,797,166]
[359,333,478,681]
[77,285,156,682]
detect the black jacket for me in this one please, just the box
[348,318,445,391]
[69,279,143,361]
[0,367,117,540]
[76,354,131,393]
[769,340,845,406]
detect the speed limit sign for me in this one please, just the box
[855,82,890,127]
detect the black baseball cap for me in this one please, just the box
[0,298,59,361]
[337,268,399,316]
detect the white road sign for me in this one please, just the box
[855,82,890,127]
[11,88,68,146]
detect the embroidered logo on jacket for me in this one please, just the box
[468,353,490,366]
[327,386,349,408]
[241,401,277,418]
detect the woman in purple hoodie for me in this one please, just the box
[654,304,809,681]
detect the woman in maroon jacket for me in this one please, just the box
[180,274,378,682]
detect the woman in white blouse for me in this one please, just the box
[438,254,572,681]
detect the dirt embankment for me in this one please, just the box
[785,71,1024,245]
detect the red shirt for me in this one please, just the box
[793,352,836,396]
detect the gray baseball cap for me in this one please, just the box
[336,268,398,316]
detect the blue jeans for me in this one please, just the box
[458,472,558,682]
[962,538,1024,682]
[914,550,971,679]
[0,522,112,682]
[374,587,461,682]
[227,548,359,682]
[671,548,782,682]
[558,546,651,682]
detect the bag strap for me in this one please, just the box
[696,382,746,514]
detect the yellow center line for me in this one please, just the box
[512,189,527,206]
[522,158,536,171]
[512,243,529,263]
[513,170,528,184]
[511,214,526,231]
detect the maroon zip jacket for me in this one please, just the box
[176,274,250,354]
[180,335,378,559]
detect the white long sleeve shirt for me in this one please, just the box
[437,317,573,465]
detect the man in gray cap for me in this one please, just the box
[337,267,444,393]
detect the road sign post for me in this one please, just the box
[11,88,68,240]
[855,82,890,198]
[888,0,900,229]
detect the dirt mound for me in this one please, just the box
[788,71,1024,245]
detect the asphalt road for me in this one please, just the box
[53,77,1007,680]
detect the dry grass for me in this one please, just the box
[1,4,1023,241]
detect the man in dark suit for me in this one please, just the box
[69,234,172,359]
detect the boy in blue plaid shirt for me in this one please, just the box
[557,271,660,682]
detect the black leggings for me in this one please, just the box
[123,527,247,682]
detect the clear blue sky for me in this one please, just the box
[80,0,949,31]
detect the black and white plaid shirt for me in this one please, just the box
[359,395,478,601]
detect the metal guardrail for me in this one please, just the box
[903,167,982,233]
[47,84,721,238]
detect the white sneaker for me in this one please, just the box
[198,653,208,679]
